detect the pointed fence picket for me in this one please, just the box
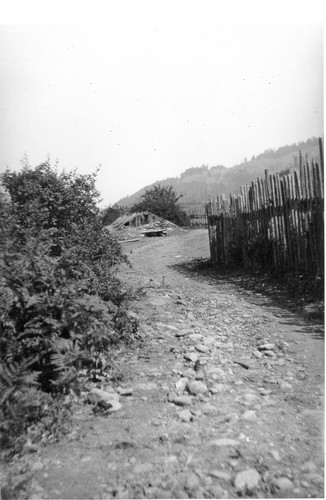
[206,143,324,274]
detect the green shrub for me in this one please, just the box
[0,161,139,451]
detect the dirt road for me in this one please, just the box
[4,230,324,499]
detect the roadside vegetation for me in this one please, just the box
[0,161,139,456]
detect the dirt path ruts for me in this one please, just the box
[4,230,324,499]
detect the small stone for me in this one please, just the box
[280,382,292,391]
[182,368,196,378]
[272,477,294,492]
[209,470,232,481]
[258,343,276,351]
[168,391,177,402]
[173,395,192,406]
[178,409,192,422]
[189,333,203,340]
[234,468,261,491]
[187,380,208,395]
[234,359,252,369]
[301,461,317,472]
[243,393,259,403]
[195,344,209,353]
[104,400,122,413]
[184,352,199,363]
[118,388,133,396]
[210,438,240,447]
[176,329,192,337]
[258,388,272,396]
[175,378,188,393]
[201,403,217,414]
[241,410,257,421]
[270,449,281,461]
[205,366,226,379]
[88,388,119,404]
[277,358,285,366]
[264,350,277,357]
[253,350,263,359]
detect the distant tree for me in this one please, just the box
[130,184,189,226]
[100,204,127,226]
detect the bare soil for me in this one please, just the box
[1,230,324,499]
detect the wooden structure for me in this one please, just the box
[206,140,324,274]
[140,228,167,237]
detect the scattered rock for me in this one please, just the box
[176,329,192,338]
[241,410,257,421]
[233,359,252,369]
[242,392,259,403]
[201,403,217,414]
[175,378,188,393]
[195,344,209,353]
[118,388,133,396]
[258,388,272,396]
[264,350,277,357]
[272,477,295,492]
[178,409,192,422]
[280,382,293,391]
[253,350,263,359]
[301,461,317,473]
[187,380,208,395]
[270,449,281,461]
[209,469,232,482]
[173,395,192,406]
[184,352,199,363]
[88,388,119,405]
[168,391,178,402]
[205,366,226,379]
[183,368,197,378]
[234,468,261,491]
[258,343,276,351]
[103,400,122,413]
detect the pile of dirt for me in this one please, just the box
[108,211,184,241]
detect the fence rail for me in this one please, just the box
[206,142,324,274]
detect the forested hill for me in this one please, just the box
[117,137,321,212]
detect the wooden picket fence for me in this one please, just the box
[189,207,208,228]
[206,140,324,274]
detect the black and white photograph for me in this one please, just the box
[0,1,324,498]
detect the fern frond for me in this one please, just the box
[0,357,40,406]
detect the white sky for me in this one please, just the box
[0,1,324,205]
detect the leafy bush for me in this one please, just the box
[0,161,139,451]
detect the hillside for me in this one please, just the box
[117,137,321,212]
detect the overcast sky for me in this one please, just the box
[0,1,323,205]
